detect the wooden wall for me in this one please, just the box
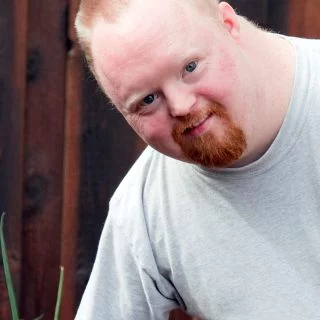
[0,0,27,318]
[0,0,82,318]
[0,0,319,319]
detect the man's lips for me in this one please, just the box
[184,114,212,136]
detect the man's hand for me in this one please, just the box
[170,308,201,320]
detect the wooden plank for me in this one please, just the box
[0,0,27,318]
[267,0,288,34]
[288,0,320,37]
[60,0,82,319]
[20,0,67,318]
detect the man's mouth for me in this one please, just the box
[184,114,212,136]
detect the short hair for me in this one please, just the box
[75,0,219,73]
[75,0,130,73]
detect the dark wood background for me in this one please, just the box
[0,0,319,319]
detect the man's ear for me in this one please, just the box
[217,2,240,39]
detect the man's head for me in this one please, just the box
[75,0,220,73]
[75,0,263,168]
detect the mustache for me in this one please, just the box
[172,102,229,136]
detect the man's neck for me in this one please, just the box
[232,19,296,167]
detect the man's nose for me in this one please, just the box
[165,84,196,117]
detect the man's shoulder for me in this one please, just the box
[289,36,320,54]
[110,146,178,207]
[107,147,189,245]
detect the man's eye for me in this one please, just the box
[142,94,156,105]
[185,61,198,73]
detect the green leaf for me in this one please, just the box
[0,212,19,320]
[54,266,64,320]
[32,313,44,320]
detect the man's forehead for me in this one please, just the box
[91,0,215,67]
[93,0,215,38]
[91,0,217,105]
[91,0,218,61]
[97,0,182,35]
[92,1,188,82]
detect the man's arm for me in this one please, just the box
[75,213,178,319]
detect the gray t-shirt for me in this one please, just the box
[75,37,320,320]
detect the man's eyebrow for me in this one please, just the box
[122,92,144,112]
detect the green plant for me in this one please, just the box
[0,212,64,320]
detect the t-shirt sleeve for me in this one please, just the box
[75,213,179,320]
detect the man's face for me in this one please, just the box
[92,0,257,168]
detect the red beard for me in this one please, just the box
[172,103,247,168]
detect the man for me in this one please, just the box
[75,0,320,319]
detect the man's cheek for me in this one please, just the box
[142,120,171,144]
[125,111,172,143]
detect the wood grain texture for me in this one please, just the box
[288,0,320,37]
[60,0,82,319]
[21,0,67,318]
[228,0,269,26]
[0,0,27,317]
